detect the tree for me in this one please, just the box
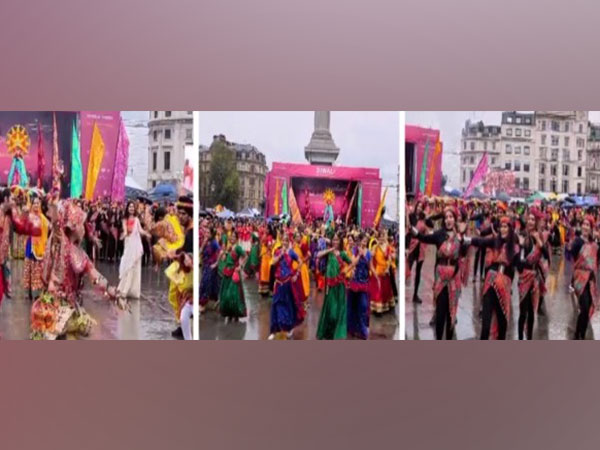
[209,140,240,210]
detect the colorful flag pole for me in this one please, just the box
[356,185,363,227]
[288,186,302,225]
[425,135,442,196]
[70,119,83,198]
[345,183,359,225]
[374,187,389,228]
[418,137,430,194]
[37,122,45,189]
[84,122,106,200]
[281,180,289,216]
[274,179,280,215]
[110,117,129,201]
[463,152,489,198]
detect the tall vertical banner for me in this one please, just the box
[288,187,302,225]
[281,179,289,216]
[425,135,442,196]
[84,123,106,200]
[36,122,44,189]
[79,111,121,200]
[111,117,129,201]
[373,186,388,228]
[418,137,430,194]
[463,152,489,198]
[70,119,82,198]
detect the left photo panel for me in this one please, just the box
[0,111,193,340]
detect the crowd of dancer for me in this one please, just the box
[0,184,193,340]
[406,196,600,340]
[199,215,398,340]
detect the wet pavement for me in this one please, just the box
[198,278,399,340]
[0,260,179,340]
[406,247,600,340]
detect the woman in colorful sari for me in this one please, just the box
[567,215,599,340]
[258,233,274,295]
[293,231,311,312]
[465,216,520,340]
[218,231,247,322]
[316,233,352,340]
[23,194,50,302]
[411,206,466,340]
[199,227,221,309]
[369,231,395,314]
[244,232,260,278]
[268,233,302,340]
[118,202,151,299]
[516,209,548,340]
[347,233,374,339]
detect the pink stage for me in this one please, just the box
[405,125,443,196]
[265,162,382,228]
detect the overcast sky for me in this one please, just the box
[198,111,399,216]
[406,111,600,189]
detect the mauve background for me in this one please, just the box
[3,0,600,449]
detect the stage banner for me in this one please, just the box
[79,111,121,200]
[265,162,381,228]
[111,117,129,201]
[464,152,489,198]
[70,119,83,198]
[0,112,77,191]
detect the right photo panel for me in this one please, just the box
[406,111,599,340]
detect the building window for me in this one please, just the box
[164,151,171,171]
[551,165,557,176]
[505,144,512,154]
[551,180,557,192]
[154,111,158,118]
[541,121,546,131]
[579,124,583,133]
[551,136,559,146]
[470,157,475,164]
[152,152,157,172]
[525,129,531,137]
[541,135,547,145]
[562,180,569,193]
[562,149,569,160]
[470,169,474,179]
[514,161,521,171]
[539,147,547,159]
[153,130,158,141]
[565,122,570,132]
[470,142,475,150]
[483,141,487,150]
[578,150,583,161]
[165,129,171,140]
[152,180,157,188]
[540,179,545,191]
[577,183,582,195]
[564,136,569,146]
[515,178,520,189]
[186,129,192,141]
[515,128,522,137]
[540,164,545,175]
[506,128,513,137]
[551,149,558,160]
[563,164,569,176]
[492,142,496,150]
[165,111,172,117]
[524,146,530,155]
[462,170,466,183]
[463,142,466,150]
[578,166,583,177]
[577,138,585,148]
[524,163,530,172]
[491,157,496,165]
[515,146,521,155]
[551,121,560,132]
[523,178,529,190]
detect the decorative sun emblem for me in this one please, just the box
[6,125,30,157]
[323,188,335,205]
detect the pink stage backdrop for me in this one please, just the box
[265,162,382,228]
[79,111,121,200]
[406,125,443,196]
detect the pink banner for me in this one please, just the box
[405,125,443,196]
[464,152,489,198]
[265,162,381,228]
[79,111,121,200]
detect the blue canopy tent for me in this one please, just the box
[148,182,178,203]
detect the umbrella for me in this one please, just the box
[495,192,511,202]
[216,209,235,219]
[148,183,178,202]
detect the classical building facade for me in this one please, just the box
[460,111,589,195]
[199,134,268,210]
[147,111,193,189]
[459,120,501,190]
[587,123,600,193]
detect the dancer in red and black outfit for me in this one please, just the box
[516,209,549,340]
[567,215,599,340]
[465,216,520,340]
[410,206,466,340]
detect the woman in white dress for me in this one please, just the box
[118,202,150,299]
